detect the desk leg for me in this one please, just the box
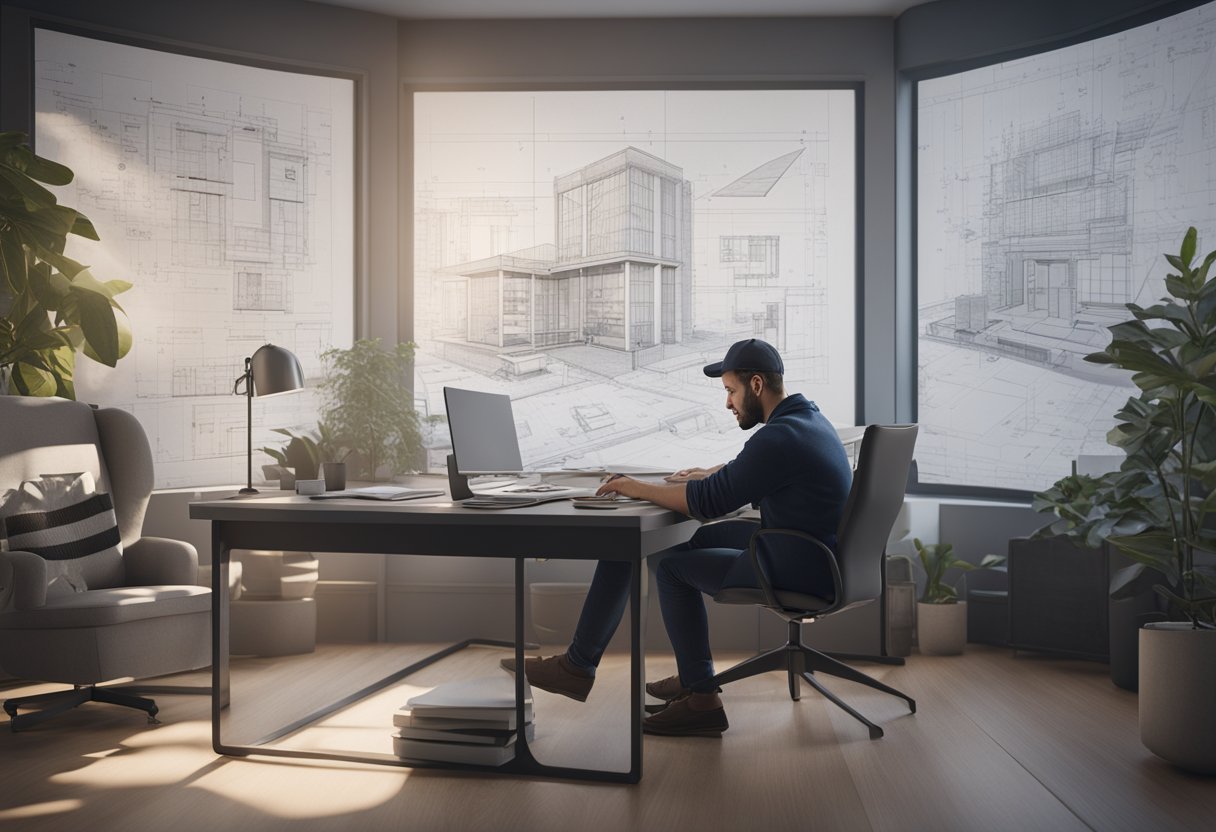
[211,524,230,736]
[513,556,535,764]
[629,556,644,783]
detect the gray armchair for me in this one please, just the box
[0,396,210,731]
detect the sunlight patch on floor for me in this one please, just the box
[51,721,215,787]
[0,799,83,820]
[192,758,410,818]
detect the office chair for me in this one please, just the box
[706,424,919,739]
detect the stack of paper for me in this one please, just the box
[391,675,533,766]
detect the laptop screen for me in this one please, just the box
[443,387,525,475]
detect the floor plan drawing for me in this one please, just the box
[34,30,354,488]
[414,89,856,471]
[917,2,1216,491]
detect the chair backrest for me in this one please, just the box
[834,424,918,608]
[0,396,154,551]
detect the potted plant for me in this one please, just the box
[317,339,421,481]
[913,538,1004,655]
[1,132,132,396]
[1034,227,1216,774]
[261,422,350,487]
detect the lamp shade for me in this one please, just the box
[250,344,304,397]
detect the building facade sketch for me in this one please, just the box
[34,30,354,488]
[415,90,855,471]
[917,1,1216,492]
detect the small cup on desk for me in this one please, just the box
[295,478,325,496]
[322,462,347,491]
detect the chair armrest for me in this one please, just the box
[746,528,844,611]
[0,550,49,610]
[124,537,198,586]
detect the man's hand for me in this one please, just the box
[597,475,689,515]
[664,464,723,483]
[597,474,643,498]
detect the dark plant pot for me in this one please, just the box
[322,462,347,491]
[1109,592,1161,691]
[1008,536,1109,660]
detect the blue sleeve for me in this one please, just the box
[685,428,794,521]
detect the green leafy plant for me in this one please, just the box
[1033,227,1216,627]
[317,339,420,480]
[261,422,349,480]
[0,131,132,397]
[914,538,1005,604]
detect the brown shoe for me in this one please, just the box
[645,674,689,702]
[643,691,728,737]
[500,654,594,702]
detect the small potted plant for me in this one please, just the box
[261,422,350,488]
[914,538,1004,655]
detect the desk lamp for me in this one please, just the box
[233,343,304,495]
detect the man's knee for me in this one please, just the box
[656,554,692,589]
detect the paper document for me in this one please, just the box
[311,486,445,501]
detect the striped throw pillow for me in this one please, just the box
[0,472,123,597]
[5,492,122,562]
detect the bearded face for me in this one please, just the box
[724,372,766,430]
[736,380,766,430]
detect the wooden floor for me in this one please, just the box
[1,644,1212,832]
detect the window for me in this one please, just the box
[915,1,1216,492]
[414,89,856,470]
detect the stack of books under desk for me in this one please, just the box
[392,675,534,766]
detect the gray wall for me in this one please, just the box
[896,0,1202,73]
[398,16,898,424]
[0,0,401,344]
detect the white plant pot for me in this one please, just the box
[917,601,967,655]
[1139,622,1216,774]
[235,549,319,599]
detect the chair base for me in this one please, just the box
[823,651,906,666]
[4,685,161,733]
[708,620,915,740]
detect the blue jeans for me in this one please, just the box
[566,520,827,693]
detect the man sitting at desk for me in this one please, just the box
[507,338,853,737]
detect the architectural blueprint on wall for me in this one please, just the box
[414,90,855,472]
[34,30,354,488]
[916,1,1216,492]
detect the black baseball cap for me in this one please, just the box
[703,338,784,378]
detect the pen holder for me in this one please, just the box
[322,462,347,491]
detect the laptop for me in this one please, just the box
[443,387,595,506]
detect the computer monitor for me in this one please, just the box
[443,386,525,476]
